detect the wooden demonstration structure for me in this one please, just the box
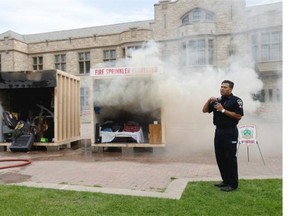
[0,70,81,151]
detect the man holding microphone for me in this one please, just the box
[202,80,244,192]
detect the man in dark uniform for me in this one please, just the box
[202,80,244,192]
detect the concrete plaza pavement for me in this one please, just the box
[0,145,282,200]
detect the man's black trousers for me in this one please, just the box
[214,126,238,188]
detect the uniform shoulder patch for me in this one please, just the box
[237,98,243,108]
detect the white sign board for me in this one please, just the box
[90,66,161,78]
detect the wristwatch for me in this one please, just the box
[222,109,226,113]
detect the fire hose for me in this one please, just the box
[0,158,32,169]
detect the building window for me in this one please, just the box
[270,32,282,60]
[261,31,282,61]
[180,42,187,66]
[251,34,258,61]
[268,89,273,102]
[208,39,214,64]
[80,87,90,111]
[192,9,201,21]
[182,8,214,24]
[276,89,281,102]
[126,46,141,58]
[184,38,213,66]
[255,88,282,103]
[260,89,265,102]
[79,52,90,74]
[32,56,43,70]
[55,54,66,71]
[182,15,189,24]
[205,11,214,21]
[103,50,116,67]
[261,33,270,61]
[251,31,282,62]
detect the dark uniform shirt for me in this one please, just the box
[208,94,244,128]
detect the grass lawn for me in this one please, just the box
[0,179,282,216]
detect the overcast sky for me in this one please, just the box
[0,0,283,35]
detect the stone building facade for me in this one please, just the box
[0,0,282,138]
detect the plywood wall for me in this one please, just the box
[54,70,80,143]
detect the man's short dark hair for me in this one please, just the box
[222,80,234,89]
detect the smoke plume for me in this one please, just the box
[92,40,282,157]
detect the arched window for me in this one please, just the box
[192,9,201,21]
[182,14,189,25]
[181,8,215,24]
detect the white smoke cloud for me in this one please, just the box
[93,41,163,116]
[92,40,281,157]
[93,40,263,114]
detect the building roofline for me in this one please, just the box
[0,19,154,44]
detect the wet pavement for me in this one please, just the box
[0,142,282,199]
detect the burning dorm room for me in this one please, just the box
[0,70,80,151]
[92,75,162,145]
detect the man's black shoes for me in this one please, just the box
[214,182,228,188]
[220,185,237,192]
[214,182,237,191]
